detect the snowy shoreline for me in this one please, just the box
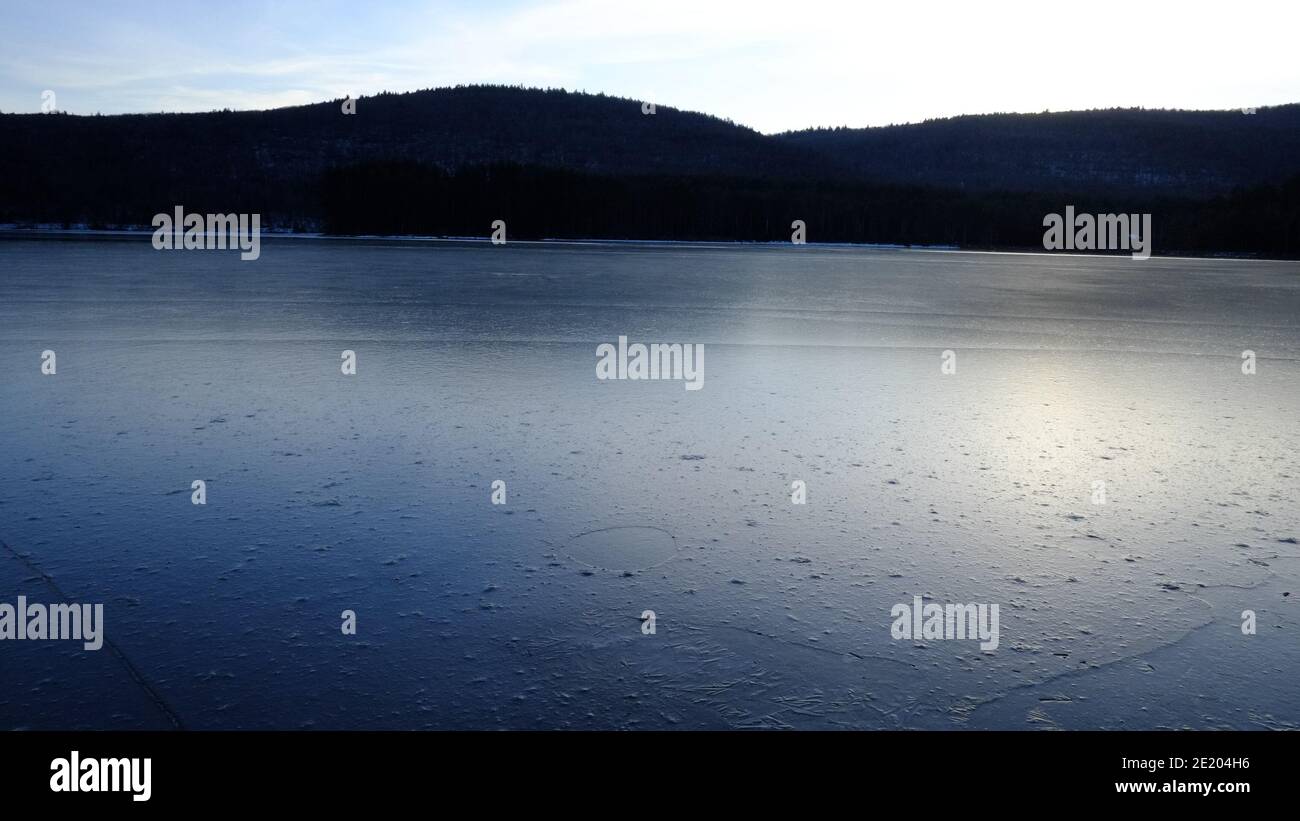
[2,225,1286,261]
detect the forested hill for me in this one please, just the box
[1,85,1297,254]
[777,105,1300,196]
[0,85,837,220]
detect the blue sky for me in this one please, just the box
[2,0,1297,132]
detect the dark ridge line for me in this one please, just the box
[0,537,185,730]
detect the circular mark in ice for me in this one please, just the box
[564,526,678,573]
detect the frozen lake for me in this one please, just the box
[1,235,1298,729]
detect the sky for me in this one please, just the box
[1,0,1297,133]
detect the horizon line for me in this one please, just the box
[5,83,1295,135]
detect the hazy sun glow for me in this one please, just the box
[1,0,1296,132]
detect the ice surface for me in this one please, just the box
[0,237,1297,729]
